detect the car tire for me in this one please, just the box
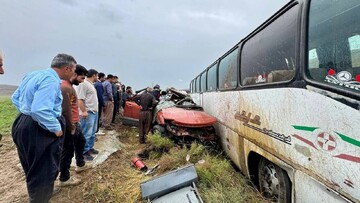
[153,125,166,136]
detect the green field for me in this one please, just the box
[0,97,18,135]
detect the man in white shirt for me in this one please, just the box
[75,69,99,161]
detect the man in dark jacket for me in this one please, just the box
[151,84,161,101]
[94,72,106,131]
[132,87,157,143]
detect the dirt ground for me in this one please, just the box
[0,123,150,203]
[0,136,28,203]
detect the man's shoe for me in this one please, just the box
[75,162,92,173]
[89,148,99,155]
[84,152,94,161]
[58,177,81,187]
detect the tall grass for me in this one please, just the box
[0,97,17,135]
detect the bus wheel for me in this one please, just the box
[258,158,291,202]
[152,125,166,136]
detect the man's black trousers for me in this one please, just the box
[59,123,86,182]
[12,114,64,203]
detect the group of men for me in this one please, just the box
[9,53,132,203]
[4,52,163,203]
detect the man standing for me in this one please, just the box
[152,84,161,101]
[58,64,91,187]
[111,76,120,124]
[75,69,99,161]
[0,51,4,147]
[102,74,114,130]
[12,53,77,203]
[132,87,157,143]
[121,86,133,108]
[94,72,106,132]
[0,50,4,74]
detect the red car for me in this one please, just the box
[123,88,217,142]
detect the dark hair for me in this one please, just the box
[51,53,77,68]
[126,86,132,90]
[87,69,98,77]
[75,64,88,76]
[107,74,114,79]
[114,75,118,79]
[98,72,105,79]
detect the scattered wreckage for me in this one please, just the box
[123,88,217,143]
[141,164,203,203]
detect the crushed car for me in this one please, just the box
[123,88,217,143]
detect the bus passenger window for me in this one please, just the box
[200,71,206,92]
[219,48,239,90]
[308,0,360,92]
[241,5,297,86]
[196,77,201,93]
[207,64,217,91]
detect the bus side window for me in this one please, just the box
[219,48,239,90]
[207,63,217,91]
[241,5,298,86]
[200,71,206,92]
[196,76,201,93]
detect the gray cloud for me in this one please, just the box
[87,3,125,26]
[0,0,289,91]
[57,0,78,6]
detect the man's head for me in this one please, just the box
[87,69,98,83]
[107,74,114,82]
[71,64,88,86]
[51,53,77,81]
[154,84,160,90]
[113,75,119,83]
[0,51,4,75]
[98,72,106,82]
[126,86,132,93]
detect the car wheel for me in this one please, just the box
[258,158,291,202]
[152,125,166,136]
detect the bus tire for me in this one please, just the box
[258,158,291,203]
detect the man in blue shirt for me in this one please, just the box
[12,53,77,203]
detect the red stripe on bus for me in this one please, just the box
[334,154,360,163]
[292,134,317,150]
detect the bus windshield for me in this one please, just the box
[308,0,360,92]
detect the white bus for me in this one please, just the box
[189,0,360,202]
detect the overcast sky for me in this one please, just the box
[0,0,289,90]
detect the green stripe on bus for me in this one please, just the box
[292,125,318,132]
[337,132,360,148]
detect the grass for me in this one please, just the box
[151,140,267,203]
[148,133,174,151]
[81,133,267,202]
[0,97,18,135]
